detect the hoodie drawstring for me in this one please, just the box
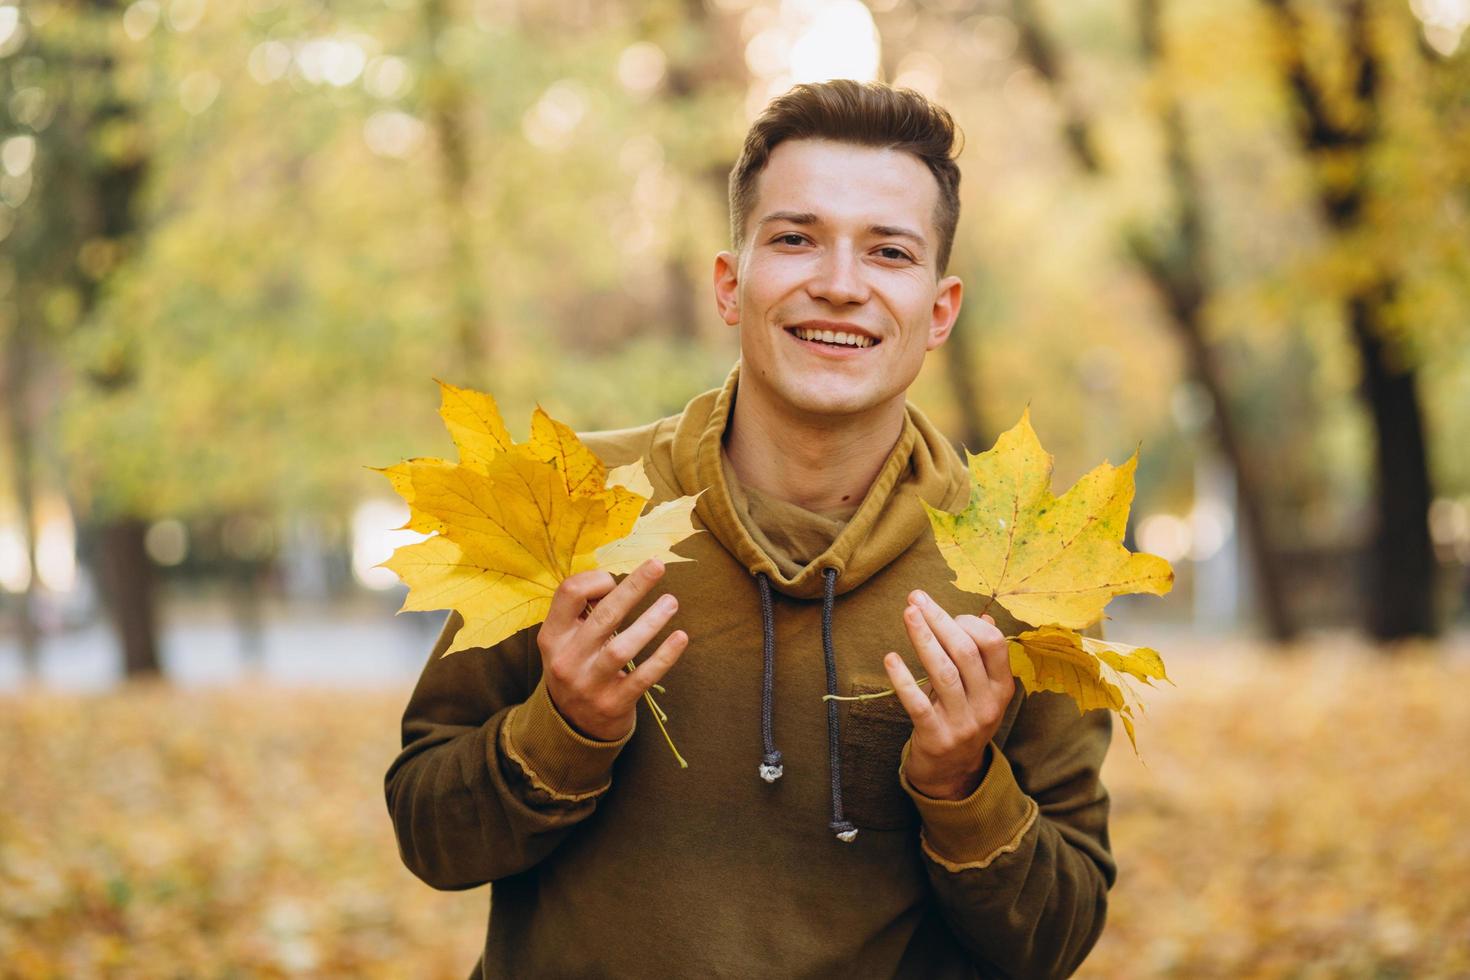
[822,568,858,842]
[753,567,858,844]
[756,573,783,782]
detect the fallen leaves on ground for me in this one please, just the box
[3,636,1467,978]
[0,681,483,979]
[1080,637,1470,978]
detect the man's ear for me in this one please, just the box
[925,274,964,350]
[713,251,741,326]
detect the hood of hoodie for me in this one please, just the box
[661,362,971,599]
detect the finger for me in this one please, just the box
[600,592,679,674]
[883,651,941,734]
[626,629,689,696]
[910,591,989,697]
[956,613,1013,687]
[903,600,968,717]
[544,569,617,639]
[577,558,665,650]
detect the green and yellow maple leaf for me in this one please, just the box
[922,408,1175,753]
[924,408,1174,629]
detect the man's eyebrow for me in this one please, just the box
[756,211,929,250]
[870,224,928,249]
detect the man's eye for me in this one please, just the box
[878,246,913,262]
[774,233,806,246]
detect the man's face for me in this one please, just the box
[713,138,963,424]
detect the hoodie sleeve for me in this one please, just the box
[384,612,632,891]
[899,690,1116,978]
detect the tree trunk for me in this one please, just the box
[1167,290,1298,641]
[663,252,701,341]
[423,0,491,377]
[232,562,267,669]
[1350,285,1437,637]
[941,309,991,455]
[97,519,161,678]
[1260,0,1439,638]
[3,323,41,678]
[72,0,158,674]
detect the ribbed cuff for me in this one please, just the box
[498,678,633,802]
[900,738,1038,872]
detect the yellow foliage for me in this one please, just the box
[436,379,514,473]
[376,384,699,656]
[924,410,1175,749]
[925,409,1174,630]
[1008,627,1171,752]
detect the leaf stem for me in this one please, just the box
[821,631,1022,702]
[823,676,931,702]
[642,685,688,768]
[584,601,686,767]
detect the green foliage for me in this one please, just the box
[1,0,1465,555]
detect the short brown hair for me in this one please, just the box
[728,79,964,277]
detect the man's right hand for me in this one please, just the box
[536,558,688,742]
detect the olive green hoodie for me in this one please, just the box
[385,365,1115,978]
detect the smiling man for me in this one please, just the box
[387,80,1115,979]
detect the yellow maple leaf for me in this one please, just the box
[1008,626,1172,752]
[385,446,617,650]
[375,388,700,657]
[436,378,514,473]
[380,535,557,655]
[368,457,449,535]
[606,458,655,499]
[596,495,707,575]
[528,407,606,498]
[921,409,1176,753]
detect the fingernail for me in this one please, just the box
[657,594,676,610]
[914,590,930,606]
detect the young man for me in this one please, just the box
[386,80,1115,978]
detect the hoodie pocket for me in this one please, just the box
[840,677,918,831]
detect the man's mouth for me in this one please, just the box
[784,325,880,349]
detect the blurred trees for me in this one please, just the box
[1009,0,1301,640]
[2,0,155,673]
[1,0,1466,676]
[993,0,1467,640]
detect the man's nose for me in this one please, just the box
[807,243,869,306]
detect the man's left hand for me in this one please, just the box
[884,590,1015,801]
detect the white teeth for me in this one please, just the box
[792,327,875,348]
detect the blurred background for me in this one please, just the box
[1,0,1467,975]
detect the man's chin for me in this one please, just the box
[774,382,887,422]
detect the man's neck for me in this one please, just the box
[723,385,906,515]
